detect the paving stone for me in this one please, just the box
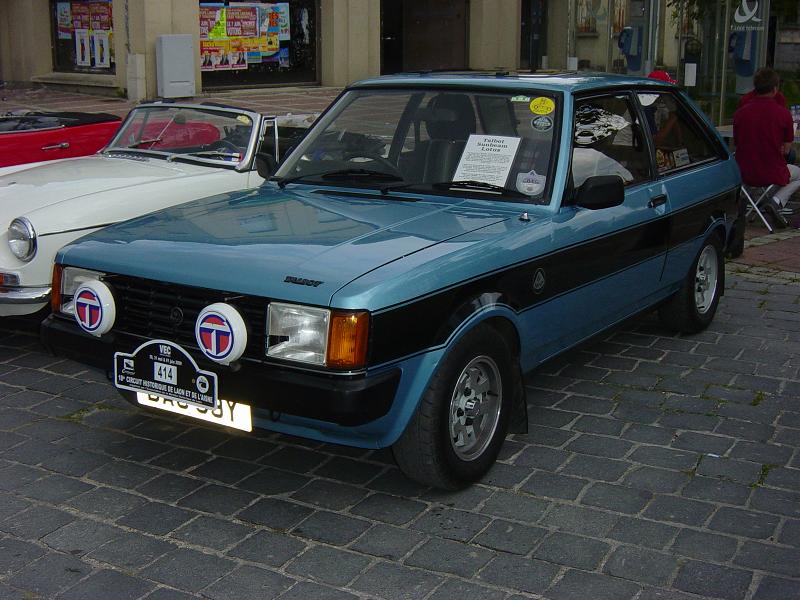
[607,517,679,550]
[17,473,94,502]
[752,576,800,600]
[709,506,780,539]
[681,475,751,505]
[477,461,532,488]
[730,441,794,465]
[622,466,688,493]
[351,563,444,600]
[66,486,148,520]
[558,395,615,415]
[86,459,160,488]
[750,487,800,518]
[406,537,494,577]
[39,446,111,477]
[734,541,800,577]
[290,480,369,510]
[42,519,122,556]
[671,529,738,562]
[426,578,505,600]
[673,561,753,600]
[473,519,546,555]
[410,507,491,542]
[261,446,328,473]
[565,434,633,458]
[86,531,175,569]
[541,503,619,538]
[227,530,306,566]
[526,425,575,447]
[613,403,661,425]
[602,545,677,586]
[561,455,631,482]
[672,431,735,455]
[0,537,47,574]
[238,467,311,495]
[58,569,155,600]
[170,428,230,451]
[136,473,205,503]
[6,552,92,597]
[522,470,588,500]
[148,447,210,471]
[284,545,370,586]
[178,484,258,516]
[278,581,358,600]
[697,456,762,485]
[629,446,698,471]
[479,490,550,522]
[104,437,169,462]
[581,482,651,514]
[349,523,426,560]
[117,502,195,535]
[778,519,800,547]
[716,419,775,443]
[0,493,31,522]
[514,445,572,471]
[141,547,237,593]
[533,532,610,570]
[637,589,705,600]
[349,493,427,525]
[0,505,75,539]
[643,495,715,526]
[292,511,370,545]
[476,554,559,594]
[188,456,263,484]
[546,569,641,600]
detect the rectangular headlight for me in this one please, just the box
[59,266,105,315]
[266,302,330,365]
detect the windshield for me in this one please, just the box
[107,105,256,166]
[275,88,560,203]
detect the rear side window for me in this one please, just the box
[637,92,717,173]
[571,95,652,189]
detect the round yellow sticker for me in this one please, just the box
[237,115,252,125]
[529,97,555,115]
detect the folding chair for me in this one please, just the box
[741,184,777,234]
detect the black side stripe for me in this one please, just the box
[367,188,737,366]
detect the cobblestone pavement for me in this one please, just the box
[0,259,798,600]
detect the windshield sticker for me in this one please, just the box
[516,170,546,196]
[529,97,555,115]
[672,148,690,168]
[531,116,553,132]
[453,135,522,188]
[237,115,252,125]
[511,95,531,103]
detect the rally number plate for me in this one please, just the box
[114,340,218,409]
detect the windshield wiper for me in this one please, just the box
[274,168,403,189]
[167,150,242,162]
[432,180,527,198]
[129,137,163,148]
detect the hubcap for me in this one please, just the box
[694,245,718,315]
[448,355,502,461]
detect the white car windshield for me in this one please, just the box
[275,88,560,203]
[106,105,256,166]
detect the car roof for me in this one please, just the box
[350,71,672,94]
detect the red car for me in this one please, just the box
[0,111,122,167]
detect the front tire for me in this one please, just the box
[392,325,514,490]
[658,233,724,333]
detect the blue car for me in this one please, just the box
[42,73,741,489]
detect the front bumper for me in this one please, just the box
[0,284,50,305]
[41,314,400,427]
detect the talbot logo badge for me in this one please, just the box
[533,268,546,294]
[196,312,234,360]
[75,288,103,332]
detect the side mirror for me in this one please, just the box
[255,153,277,180]
[574,175,624,210]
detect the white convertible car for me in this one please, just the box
[0,102,311,316]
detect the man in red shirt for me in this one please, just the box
[734,68,798,228]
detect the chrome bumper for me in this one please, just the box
[0,285,51,305]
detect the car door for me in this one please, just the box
[635,90,735,285]
[534,91,669,358]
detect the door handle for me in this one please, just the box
[648,194,667,208]
[41,142,70,151]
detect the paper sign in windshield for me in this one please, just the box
[453,135,521,188]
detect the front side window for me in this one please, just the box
[106,106,256,166]
[571,95,651,189]
[637,92,718,173]
[276,89,560,203]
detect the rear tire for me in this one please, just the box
[659,233,724,333]
[392,325,514,490]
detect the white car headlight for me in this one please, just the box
[59,267,105,315]
[267,302,330,365]
[8,218,37,262]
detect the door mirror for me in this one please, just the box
[574,175,624,210]
[255,153,277,179]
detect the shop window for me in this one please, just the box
[637,92,717,173]
[50,1,115,73]
[571,95,652,188]
[200,1,318,88]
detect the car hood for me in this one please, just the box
[0,155,213,227]
[59,186,515,305]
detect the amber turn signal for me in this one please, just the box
[327,311,369,369]
[51,264,63,313]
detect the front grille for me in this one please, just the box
[106,274,267,361]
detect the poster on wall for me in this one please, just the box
[226,6,258,38]
[88,1,111,31]
[93,30,110,68]
[275,3,291,41]
[200,4,225,39]
[56,3,73,39]
[75,29,91,66]
[71,1,90,30]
